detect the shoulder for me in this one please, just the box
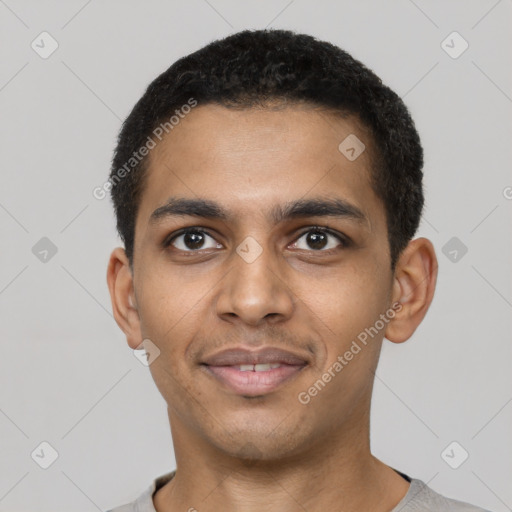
[395,478,492,512]
[105,471,176,512]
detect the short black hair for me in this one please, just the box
[109,28,424,270]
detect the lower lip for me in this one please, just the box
[202,364,306,396]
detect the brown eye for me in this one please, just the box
[291,227,348,252]
[166,229,221,252]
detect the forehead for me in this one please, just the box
[136,104,383,232]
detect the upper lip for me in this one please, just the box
[202,347,309,366]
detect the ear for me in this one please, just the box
[106,247,143,349]
[385,237,438,344]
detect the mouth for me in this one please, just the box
[200,347,309,396]
[202,363,307,396]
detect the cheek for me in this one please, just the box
[138,271,206,410]
[136,269,203,358]
[297,265,387,414]
[304,259,390,347]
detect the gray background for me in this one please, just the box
[0,1,511,510]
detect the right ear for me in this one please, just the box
[106,247,143,349]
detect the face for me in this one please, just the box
[127,104,397,460]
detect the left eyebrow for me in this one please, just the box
[148,196,368,226]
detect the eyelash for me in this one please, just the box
[162,226,350,254]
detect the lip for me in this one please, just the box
[202,347,309,366]
[201,347,309,396]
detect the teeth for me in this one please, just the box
[236,363,282,372]
[255,363,281,371]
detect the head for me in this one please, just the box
[109,29,424,272]
[107,29,437,462]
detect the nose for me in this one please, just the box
[215,238,295,327]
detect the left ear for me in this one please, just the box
[385,237,438,344]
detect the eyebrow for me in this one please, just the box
[149,196,367,226]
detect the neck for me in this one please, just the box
[153,406,409,512]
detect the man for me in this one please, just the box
[105,29,491,512]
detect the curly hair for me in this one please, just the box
[109,28,424,270]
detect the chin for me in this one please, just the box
[210,423,312,463]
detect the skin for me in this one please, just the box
[107,103,437,512]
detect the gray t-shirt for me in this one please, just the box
[106,469,491,512]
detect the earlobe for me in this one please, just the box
[385,237,438,344]
[106,247,142,349]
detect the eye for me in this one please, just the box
[164,228,222,252]
[290,226,349,252]
[163,226,350,254]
